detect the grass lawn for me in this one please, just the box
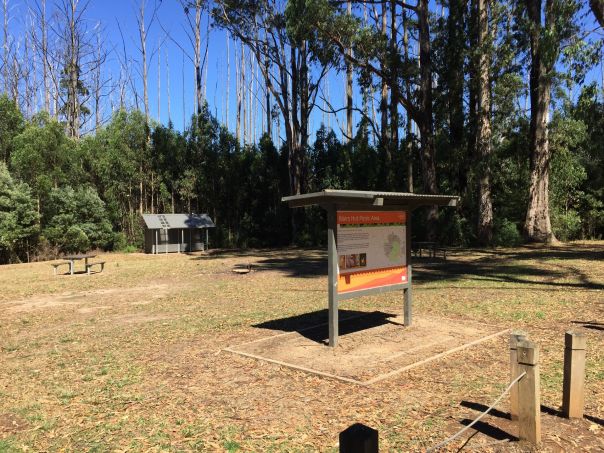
[0,243,603,451]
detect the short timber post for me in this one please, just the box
[509,331,528,421]
[517,340,541,446]
[327,207,339,347]
[339,423,378,453]
[562,331,586,418]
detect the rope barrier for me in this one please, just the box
[427,371,527,452]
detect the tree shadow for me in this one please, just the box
[412,257,604,291]
[191,248,327,278]
[253,309,399,345]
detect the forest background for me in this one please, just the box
[0,0,603,263]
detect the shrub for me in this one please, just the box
[493,218,523,247]
[552,209,583,242]
[111,232,128,251]
[62,226,90,253]
[43,186,113,253]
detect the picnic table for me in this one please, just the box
[413,241,436,258]
[64,254,96,275]
[412,242,451,260]
[51,254,106,275]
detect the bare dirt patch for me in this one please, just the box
[2,283,171,313]
[0,414,29,434]
[227,314,507,383]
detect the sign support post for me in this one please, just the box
[327,206,339,347]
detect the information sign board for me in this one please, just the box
[336,211,407,294]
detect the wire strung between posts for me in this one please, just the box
[427,371,527,452]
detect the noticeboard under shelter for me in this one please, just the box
[142,213,215,254]
[282,190,459,347]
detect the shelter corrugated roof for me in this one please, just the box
[142,213,215,229]
[282,190,459,208]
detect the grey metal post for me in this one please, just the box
[155,230,158,255]
[403,211,412,326]
[206,228,209,250]
[327,206,339,347]
[165,228,168,254]
[404,265,412,326]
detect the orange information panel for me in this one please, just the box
[337,211,407,294]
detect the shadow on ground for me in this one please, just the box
[191,248,327,278]
[412,244,604,291]
[190,244,604,289]
[253,309,398,345]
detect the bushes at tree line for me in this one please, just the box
[0,88,603,264]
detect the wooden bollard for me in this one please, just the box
[339,423,379,453]
[517,340,541,445]
[562,331,587,418]
[509,331,528,421]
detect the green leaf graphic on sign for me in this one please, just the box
[384,233,402,262]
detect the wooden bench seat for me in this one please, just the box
[51,261,72,275]
[86,261,106,275]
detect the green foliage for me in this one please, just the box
[493,218,523,247]
[42,186,113,253]
[0,163,39,263]
[0,95,24,163]
[11,112,83,203]
[552,209,583,241]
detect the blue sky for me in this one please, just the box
[83,0,352,143]
[5,0,603,144]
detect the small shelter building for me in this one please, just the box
[142,213,215,254]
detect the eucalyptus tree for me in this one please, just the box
[54,0,95,138]
[299,0,439,237]
[214,0,334,204]
[519,0,582,243]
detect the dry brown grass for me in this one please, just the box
[0,243,603,452]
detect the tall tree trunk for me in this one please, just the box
[264,39,271,136]
[226,33,230,129]
[166,48,171,123]
[389,0,398,189]
[195,0,202,114]
[379,0,392,189]
[242,44,247,143]
[418,0,438,239]
[590,0,604,27]
[42,0,49,112]
[476,0,493,245]
[236,42,242,143]
[67,0,80,138]
[523,0,556,243]
[346,0,353,143]
[157,39,161,122]
[403,9,413,192]
[2,0,8,95]
[447,0,466,194]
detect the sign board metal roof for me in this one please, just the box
[282,189,459,209]
[142,213,215,229]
